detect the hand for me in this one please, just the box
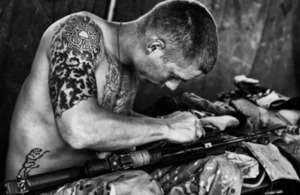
[165,111,205,144]
[200,115,240,131]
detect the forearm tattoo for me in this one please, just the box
[18,148,50,178]
[49,15,103,117]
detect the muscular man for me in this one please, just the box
[5,0,219,190]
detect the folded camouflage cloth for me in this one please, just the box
[244,142,300,182]
[151,155,243,195]
[224,151,266,188]
[41,170,164,195]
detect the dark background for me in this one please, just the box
[1,0,300,183]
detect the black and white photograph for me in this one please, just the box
[0,0,300,194]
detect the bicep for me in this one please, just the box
[49,14,103,117]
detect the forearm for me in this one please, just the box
[57,100,169,151]
[130,110,146,117]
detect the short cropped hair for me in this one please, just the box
[138,0,218,74]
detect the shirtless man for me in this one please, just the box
[5,0,218,185]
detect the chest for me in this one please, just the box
[96,53,139,115]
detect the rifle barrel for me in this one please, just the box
[5,126,284,195]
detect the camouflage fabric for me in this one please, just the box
[41,155,243,195]
[150,155,243,195]
[244,142,299,182]
[41,170,164,195]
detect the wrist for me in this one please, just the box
[149,117,171,141]
[139,116,171,142]
[161,120,171,140]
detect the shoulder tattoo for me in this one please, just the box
[49,15,103,117]
[18,148,50,178]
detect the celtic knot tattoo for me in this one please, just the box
[63,16,101,57]
[49,15,103,117]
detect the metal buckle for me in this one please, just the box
[109,153,133,171]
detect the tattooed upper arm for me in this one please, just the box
[49,15,103,117]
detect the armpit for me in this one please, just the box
[49,14,103,117]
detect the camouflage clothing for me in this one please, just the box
[42,155,243,195]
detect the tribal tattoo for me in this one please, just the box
[49,15,103,117]
[18,148,50,178]
[114,68,139,115]
[101,51,139,115]
[101,52,121,110]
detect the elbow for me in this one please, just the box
[58,118,91,150]
[67,135,87,150]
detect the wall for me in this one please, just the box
[0,0,299,182]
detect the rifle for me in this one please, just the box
[4,125,285,195]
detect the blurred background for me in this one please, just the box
[1,0,300,182]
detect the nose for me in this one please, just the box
[164,80,181,91]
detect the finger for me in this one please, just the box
[200,116,239,131]
[258,107,269,128]
[161,111,183,119]
[196,120,205,138]
[188,112,204,142]
[190,112,205,138]
[189,109,206,118]
[164,111,181,118]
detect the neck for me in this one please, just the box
[116,21,138,66]
[117,22,122,64]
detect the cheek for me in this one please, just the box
[135,68,147,80]
[135,60,165,81]
[135,64,153,81]
[143,63,156,75]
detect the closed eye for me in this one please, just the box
[170,73,187,82]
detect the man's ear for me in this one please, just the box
[146,39,165,54]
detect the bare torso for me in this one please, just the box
[5,12,139,180]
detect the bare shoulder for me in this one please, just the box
[51,12,104,58]
[41,12,105,59]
